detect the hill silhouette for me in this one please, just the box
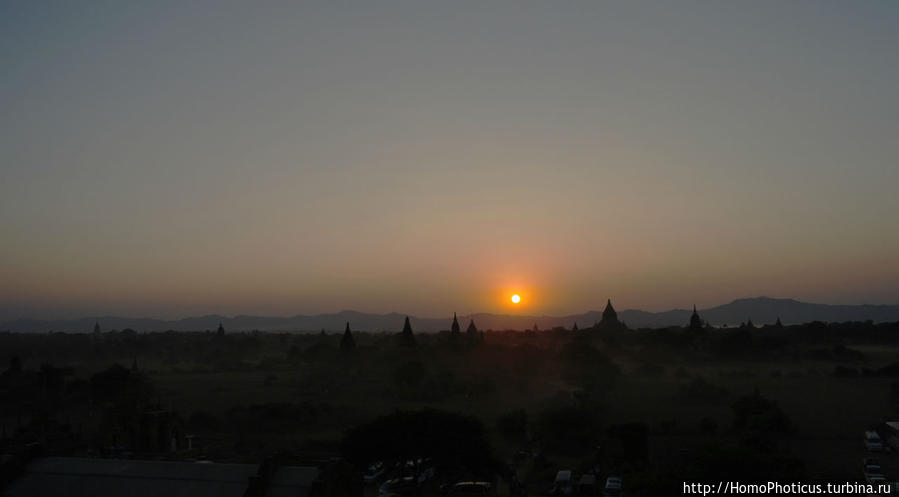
[2,297,898,333]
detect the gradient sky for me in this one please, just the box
[2,1,898,320]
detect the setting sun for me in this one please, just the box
[510,294,521,304]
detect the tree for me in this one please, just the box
[394,361,426,389]
[559,337,620,391]
[3,355,22,378]
[537,402,603,455]
[731,389,794,452]
[89,363,153,406]
[496,408,528,446]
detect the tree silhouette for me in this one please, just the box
[394,361,426,388]
[559,336,620,390]
[731,389,794,452]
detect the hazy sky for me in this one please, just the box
[2,1,898,320]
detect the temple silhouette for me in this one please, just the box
[341,322,355,352]
[595,299,625,330]
[466,319,478,337]
[398,316,416,346]
[689,305,704,330]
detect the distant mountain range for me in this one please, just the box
[2,297,898,333]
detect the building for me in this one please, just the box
[596,299,623,330]
[689,305,704,330]
[451,313,461,336]
[398,316,416,347]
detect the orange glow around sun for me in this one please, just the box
[494,283,534,312]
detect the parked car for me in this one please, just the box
[552,470,573,496]
[364,461,386,483]
[577,474,597,496]
[443,481,494,497]
[864,458,882,476]
[379,476,417,496]
[603,476,622,497]
[867,474,887,486]
[865,431,885,451]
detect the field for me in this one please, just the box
[3,322,899,494]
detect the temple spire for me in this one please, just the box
[689,305,703,330]
[451,312,461,335]
[399,316,416,347]
[341,322,355,352]
[598,298,620,329]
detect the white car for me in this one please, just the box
[363,462,385,483]
[553,470,573,496]
[865,431,885,451]
[604,476,622,497]
[379,476,416,495]
[865,470,886,483]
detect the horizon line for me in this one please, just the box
[4,295,898,324]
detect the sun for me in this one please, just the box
[510,294,521,304]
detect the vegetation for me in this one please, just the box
[2,319,899,494]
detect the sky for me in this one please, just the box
[1,1,898,320]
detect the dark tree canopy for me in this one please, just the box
[731,389,794,452]
[394,361,426,388]
[89,363,153,404]
[559,337,621,390]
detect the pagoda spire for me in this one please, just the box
[598,298,620,329]
[399,316,416,346]
[689,305,703,330]
[341,322,355,352]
